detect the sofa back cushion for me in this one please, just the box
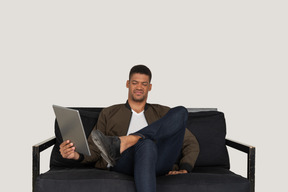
[50,108,102,168]
[50,107,230,170]
[186,111,230,169]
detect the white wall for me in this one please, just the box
[1,1,287,191]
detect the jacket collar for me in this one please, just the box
[125,100,149,111]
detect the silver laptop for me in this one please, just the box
[52,105,91,156]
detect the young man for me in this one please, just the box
[59,65,199,192]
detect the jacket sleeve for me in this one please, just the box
[81,110,108,169]
[177,128,200,172]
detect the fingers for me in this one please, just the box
[178,170,188,174]
[59,140,70,148]
[60,140,73,150]
[167,171,178,175]
[167,170,188,175]
[59,140,76,159]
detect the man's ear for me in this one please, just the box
[126,80,130,88]
[149,84,152,91]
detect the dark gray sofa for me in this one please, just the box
[33,107,255,192]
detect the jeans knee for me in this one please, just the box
[135,139,157,160]
[170,106,188,122]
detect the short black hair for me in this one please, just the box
[129,65,152,82]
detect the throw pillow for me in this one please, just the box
[186,111,230,169]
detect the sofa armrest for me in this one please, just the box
[32,136,56,192]
[226,138,255,192]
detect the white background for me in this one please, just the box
[1,1,287,191]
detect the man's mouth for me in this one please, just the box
[134,90,144,95]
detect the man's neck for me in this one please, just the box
[128,99,146,113]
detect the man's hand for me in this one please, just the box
[167,170,188,175]
[59,140,80,160]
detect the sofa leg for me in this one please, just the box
[33,146,40,192]
[248,147,255,192]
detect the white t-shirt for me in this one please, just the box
[127,109,148,135]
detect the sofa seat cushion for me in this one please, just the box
[36,168,250,192]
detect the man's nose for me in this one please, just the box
[136,83,143,89]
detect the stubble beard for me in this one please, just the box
[131,94,146,103]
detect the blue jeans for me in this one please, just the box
[110,106,188,192]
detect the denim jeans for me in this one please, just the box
[110,106,188,192]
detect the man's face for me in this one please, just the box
[126,73,152,103]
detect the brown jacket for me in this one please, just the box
[82,102,199,172]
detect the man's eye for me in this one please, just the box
[142,83,148,86]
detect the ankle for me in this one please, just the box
[119,135,141,153]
